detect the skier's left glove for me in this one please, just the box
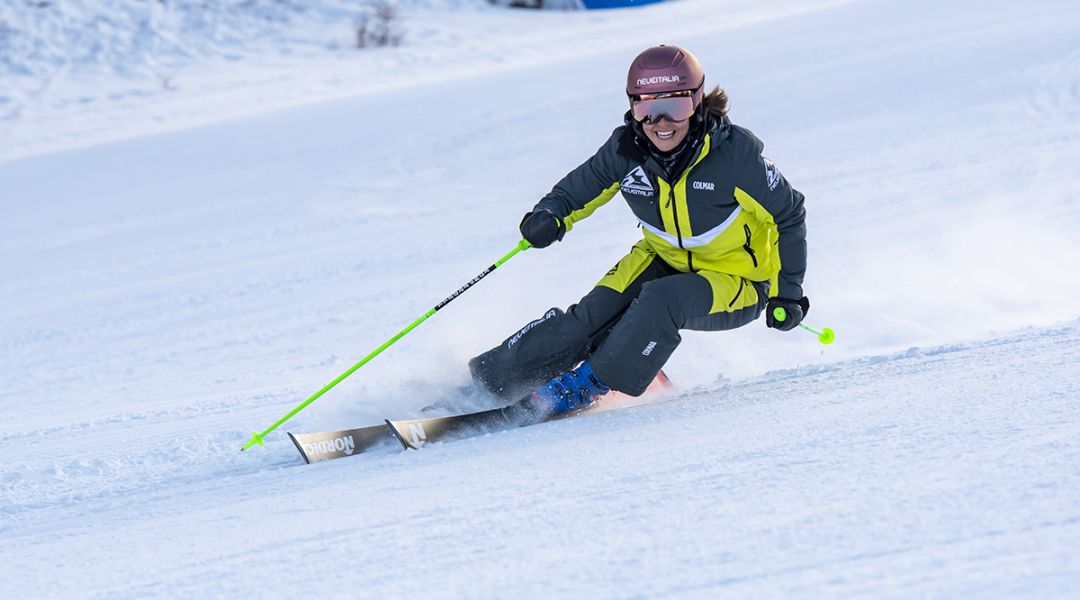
[765,296,810,332]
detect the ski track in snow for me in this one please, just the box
[2,321,1078,597]
[1,0,1080,596]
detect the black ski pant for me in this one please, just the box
[469,244,768,398]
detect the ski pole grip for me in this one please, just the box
[773,305,836,345]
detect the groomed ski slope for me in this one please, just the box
[2,0,1079,597]
[4,324,1080,597]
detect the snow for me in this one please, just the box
[2,0,1079,596]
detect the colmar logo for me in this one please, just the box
[692,181,715,191]
[642,341,657,356]
[620,166,654,198]
[637,75,681,86]
[303,435,356,457]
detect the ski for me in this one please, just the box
[385,369,674,450]
[385,399,538,450]
[287,370,673,463]
[287,423,398,464]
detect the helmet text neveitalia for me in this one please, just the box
[637,75,681,86]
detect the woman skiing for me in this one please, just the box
[469,45,809,416]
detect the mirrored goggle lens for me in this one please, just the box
[631,95,695,124]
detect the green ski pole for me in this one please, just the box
[241,239,532,451]
[773,307,836,345]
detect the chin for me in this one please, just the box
[652,139,679,151]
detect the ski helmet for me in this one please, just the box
[626,45,705,97]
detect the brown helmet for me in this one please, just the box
[625,45,705,98]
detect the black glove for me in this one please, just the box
[765,296,810,331]
[519,209,566,248]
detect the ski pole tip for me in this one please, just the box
[241,431,264,452]
[819,328,836,345]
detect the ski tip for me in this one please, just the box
[384,419,411,450]
[286,432,312,464]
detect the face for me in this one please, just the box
[642,117,690,152]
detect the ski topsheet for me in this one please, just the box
[287,370,673,463]
[385,400,536,450]
[288,423,398,464]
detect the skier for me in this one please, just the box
[469,45,809,417]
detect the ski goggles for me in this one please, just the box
[630,89,698,124]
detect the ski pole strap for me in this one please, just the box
[773,307,836,345]
[241,239,532,451]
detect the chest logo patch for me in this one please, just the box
[692,181,715,191]
[621,166,654,197]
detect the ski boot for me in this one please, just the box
[527,360,610,419]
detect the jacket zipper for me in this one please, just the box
[667,187,695,270]
[743,224,758,267]
[665,188,684,249]
[727,278,746,308]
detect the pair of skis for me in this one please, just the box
[287,371,672,464]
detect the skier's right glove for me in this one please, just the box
[519,209,566,248]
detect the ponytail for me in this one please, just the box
[701,86,729,118]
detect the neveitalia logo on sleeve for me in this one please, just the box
[763,157,782,191]
[620,166,654,197]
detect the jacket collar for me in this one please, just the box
[618,112,730,179]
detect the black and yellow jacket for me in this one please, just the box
[534,114,807,302]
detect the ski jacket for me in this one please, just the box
[533,115,807,300]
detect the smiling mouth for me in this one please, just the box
[655,130,675,140]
